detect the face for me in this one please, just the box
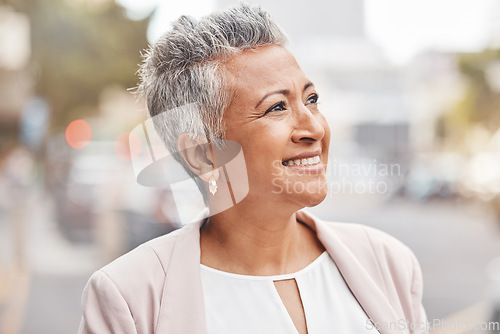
[220,45,331,210]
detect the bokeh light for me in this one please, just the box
[115,131,142,162]
[65,119,92,149]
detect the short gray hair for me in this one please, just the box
[137,3,287,197]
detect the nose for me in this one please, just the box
[291,105,326,143]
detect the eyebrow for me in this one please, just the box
[255,82,315,108]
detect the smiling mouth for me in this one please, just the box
[282,155,321,167]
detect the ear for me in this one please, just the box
[177,133,219,182]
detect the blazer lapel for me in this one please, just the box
[156,218,207,334]
[296,210,409,334]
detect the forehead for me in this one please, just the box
[223,45,309,101]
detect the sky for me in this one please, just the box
[365,0,498,63]
[116,0,499,64]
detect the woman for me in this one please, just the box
[79,4,428,334]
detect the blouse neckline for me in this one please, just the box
[200,250,329,281]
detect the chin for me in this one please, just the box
[287,182,328,209]
[300,190,328,208]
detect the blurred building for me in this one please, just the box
[405,51,464,152]
[218,0,365,41]
[0,6,33,143]
[490,1,500,49]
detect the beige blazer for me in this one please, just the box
[78,210,428,334]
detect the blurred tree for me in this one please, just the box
[438,48,500,150]
[2,0,151,132]
[458,50,500,128]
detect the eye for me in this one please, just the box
[306,94,319,105]
[265,101,286,115]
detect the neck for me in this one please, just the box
[200,200,324,276]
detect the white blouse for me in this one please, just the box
[200,251,380,334]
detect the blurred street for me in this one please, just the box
[0,183,103,334]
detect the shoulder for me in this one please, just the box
[320,219,425,314]
[317,218,420,288]
[79,226,187,333]
[99,227,180,285]
[322,219,415,262]
[84,226,185,305]
[311,216,428,326]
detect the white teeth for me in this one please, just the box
[283,155,321,167]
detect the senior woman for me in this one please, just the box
[79,4,428,334]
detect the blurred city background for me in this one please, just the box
[1,0,500,333]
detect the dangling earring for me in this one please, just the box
[208,176,218,195]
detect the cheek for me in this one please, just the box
[237,127,289,178]
[243,125,289,154]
